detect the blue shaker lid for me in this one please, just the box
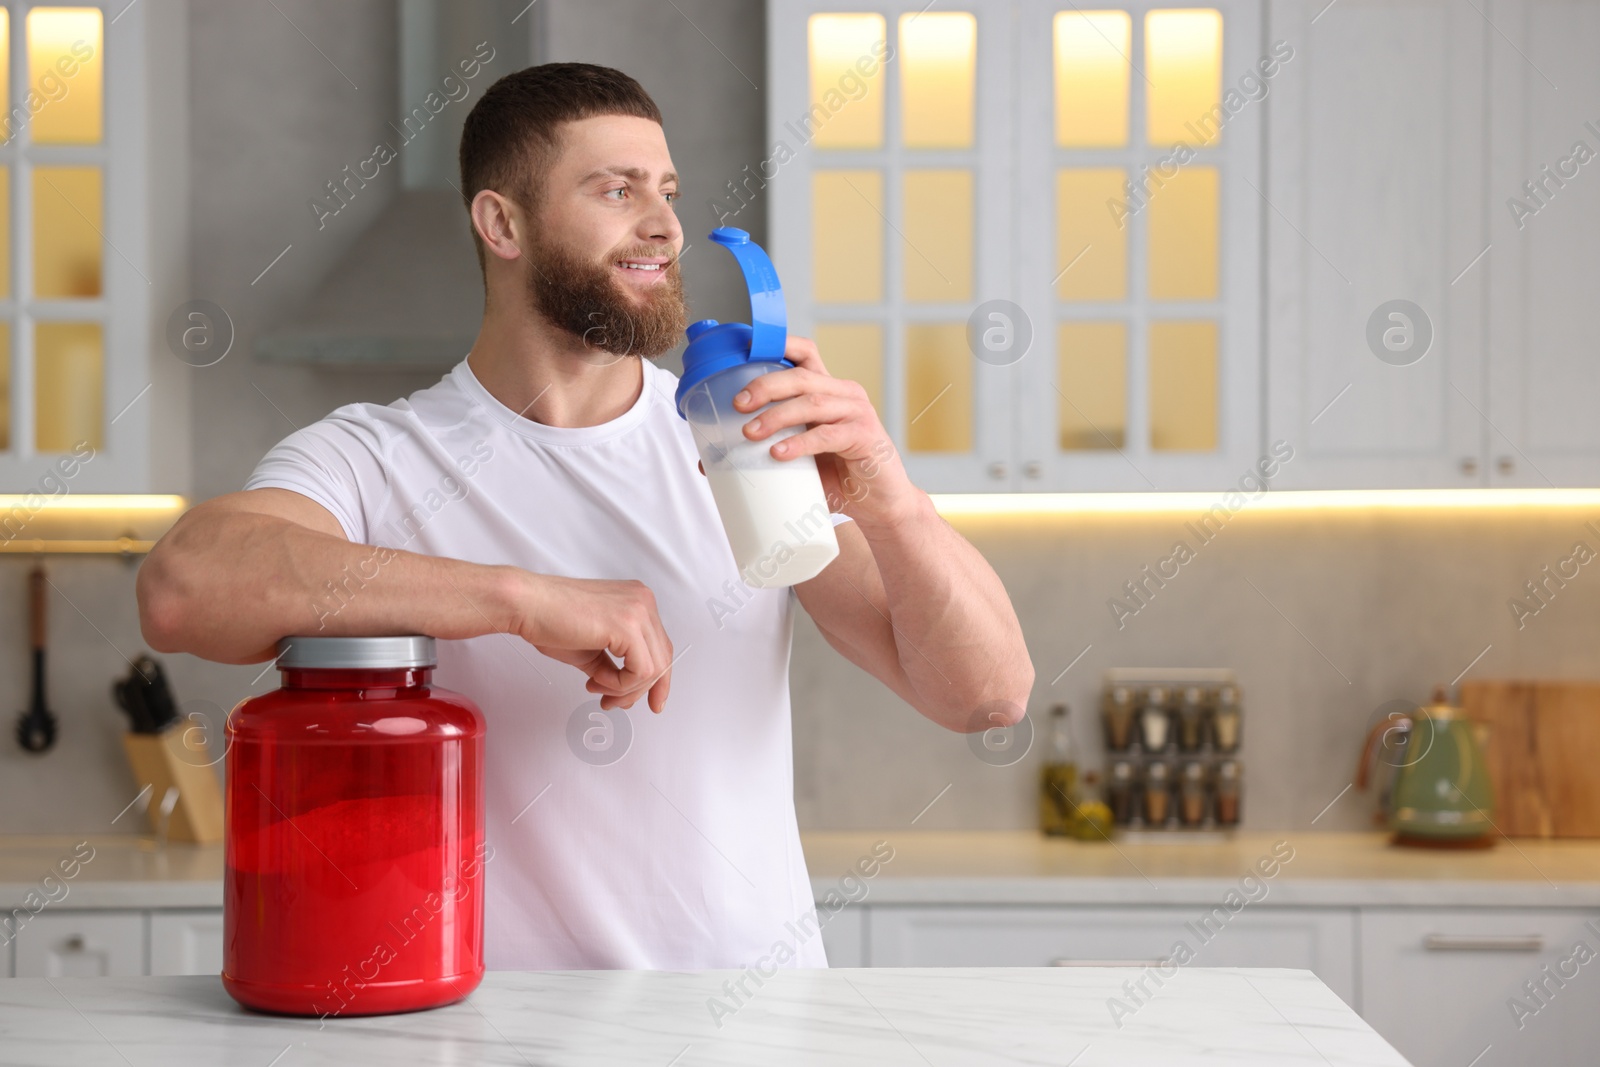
[674,227,792,418]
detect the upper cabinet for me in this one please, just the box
[0,1,189,494]
[768,0,1263,493]
[772,0,1600,492]
[1264,0,1488,489]
[1486,0,1600,487]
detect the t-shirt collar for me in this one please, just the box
[452,355,657,446]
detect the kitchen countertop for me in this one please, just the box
[0,967,1409,1066]
[5,830,1600,912]
[0,836,221,910]
[803,830,1600,907]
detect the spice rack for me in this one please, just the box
[1099,668,1241,832]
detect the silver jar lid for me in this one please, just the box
[275,636,436,669]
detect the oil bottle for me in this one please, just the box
[1039,703,1080,835]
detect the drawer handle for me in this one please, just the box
[1422,934,1544,952]
[62,935,86,952]
[1051,958,1166,967]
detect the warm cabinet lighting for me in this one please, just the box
[899,11,976,148]
[1053,10,1131,147]
[931,490,1600,517]
[0,494,185,511]
[806,13,886,149]
[27,6,103,145]
[1145,8,1223,147]
[0,494,186,554]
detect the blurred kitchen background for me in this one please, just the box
[1,0,1597,839]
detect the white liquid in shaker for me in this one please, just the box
[705,465,840,587]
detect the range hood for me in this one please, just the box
[255,0,534,369]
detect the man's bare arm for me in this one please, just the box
[136,488,677,711]
[731,336,1034,733]
[796,500,1035,733]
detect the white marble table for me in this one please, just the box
[0,966,1410,1065]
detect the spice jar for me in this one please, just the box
[1139,686,1172,753]
[1215,759,1242,826]
[1103,686,1137,751]
[1143,761,1173,826]
[1213,685,1242,753]
[1177,686,1206,752]
[223,636,487,1017]
[1107,760,1137,825]
[1179,760,1208,826]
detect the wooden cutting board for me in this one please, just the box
[1459,680,1600,838]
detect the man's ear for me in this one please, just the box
[471,189,524,263]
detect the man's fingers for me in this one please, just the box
[781,335,826,374]
[743,392,859,442]
[733,365,854,412]
[647,669,671,714]
[766,421,855,461]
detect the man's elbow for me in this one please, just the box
[136,540,193,653]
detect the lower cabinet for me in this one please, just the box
[832,902,1600,1064]
[1360,908,1600,1067]
[865,905,1358,1007]
[148,910,226,977]
[13,913,145,978]
[9,909,226,978]
[817,904,865,968]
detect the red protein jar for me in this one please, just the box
[223,636,487,1017]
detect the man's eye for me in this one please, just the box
[605,188,626,200]
[664,191,679,203]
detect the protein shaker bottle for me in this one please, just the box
[675,227,840,588]
[223,635,486,1017]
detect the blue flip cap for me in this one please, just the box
[674,227,792,418]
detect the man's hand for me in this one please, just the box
[729,336,923,532]
[508,572,674,713]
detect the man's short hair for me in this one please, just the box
[458,62,664,275]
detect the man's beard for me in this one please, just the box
[525,238,688,360]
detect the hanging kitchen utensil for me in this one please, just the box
[15,562,57,753]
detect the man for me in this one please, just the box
[138,63,1033,970]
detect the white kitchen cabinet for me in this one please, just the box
[865,905,1358,1006]
[769,0,1265,493]
[817,904,866,968]
[0,1,192,494]
[1264,0,1489,489]
[13,912,145,978]
[1485,0,1600,487]
[148,909,224,976]
[1360,907,1600,1067]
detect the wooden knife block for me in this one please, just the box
[121,727,225,844]
[1460,680,1600,839]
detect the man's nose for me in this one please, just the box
[637,192,681,244]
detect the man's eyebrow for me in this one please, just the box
[579,166,679,185]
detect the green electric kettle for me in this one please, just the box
[1356,686,1495,847]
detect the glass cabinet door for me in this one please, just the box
[772,2,1016,492]
[1017,0,1261,492]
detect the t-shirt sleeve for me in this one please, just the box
[830,511,854,527]
[242,409,389,544]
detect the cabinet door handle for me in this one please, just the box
[1460,457,1479,476]
[1051,957,1166,967]
[1422,934,1544,952]
[62,935,86,952]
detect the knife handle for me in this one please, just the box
[28,564,45,651]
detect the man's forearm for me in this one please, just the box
[854,493,1035,731]
[138,507,518,665]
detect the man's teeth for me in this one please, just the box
[620,262,663,271]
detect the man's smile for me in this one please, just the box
[614,256,672,290]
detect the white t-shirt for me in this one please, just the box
[243,357,845,970]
